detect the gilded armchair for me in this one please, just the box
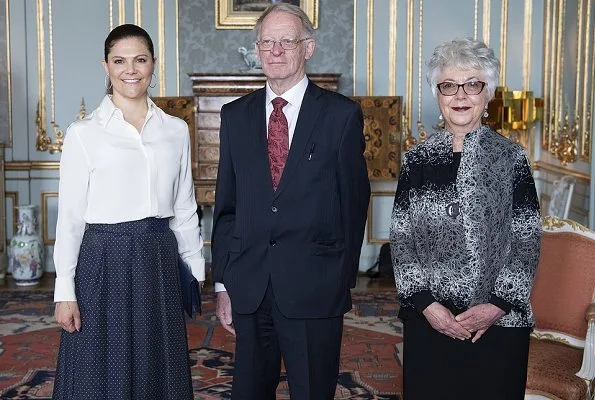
[525,216,595,400]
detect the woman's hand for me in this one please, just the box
[422,302,471,340]
[54,301,81,333]
[455,303,505,343]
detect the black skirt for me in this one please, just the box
[53,218,193,400]
[402,316,530,400]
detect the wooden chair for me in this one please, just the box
[525,216,595,400]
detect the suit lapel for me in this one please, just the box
[274,81,324,197]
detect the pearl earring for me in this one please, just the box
[483,108,489,118]
[439,113,443,120]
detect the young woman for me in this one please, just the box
[52,24,204,399]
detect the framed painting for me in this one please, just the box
[215,0,318,29]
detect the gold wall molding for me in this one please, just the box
[5,161,60,171]
[367,191,395,243]
[353,0,357,95]
[5,191,18,242]
[474,0,478,40]
[366,0,373,95]
[499,0,508,85]
[4,0,12,147]
[482,0,491,46]
[41,191,57,245]
[416,0,426,142]
[35,0,86,153]
[522,0,532,90]
[158,0,165,96]
[175,0,180,95]
[118,0,125,24]
[109,0,114,31]
[388,0,396,96]
[135,0,142,26]
[403,0,415,151]
[534,161,591,183]
[542,0,593,165]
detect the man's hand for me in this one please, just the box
[455,303,505,343]
[54,301,81,333]
[216,291,236,336]
[422,302,471,340]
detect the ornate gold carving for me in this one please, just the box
[36,98,86,154]
[36,0,85,153]
[402,111,416,151]
[351,97,402,180]
[542,215,591,233]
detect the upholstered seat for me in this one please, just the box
[525,216,595,400]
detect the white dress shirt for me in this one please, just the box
[215,75,309,293]
[54,95,205,302]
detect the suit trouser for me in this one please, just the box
[231,280,343,400]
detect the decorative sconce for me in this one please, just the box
[36,98,86,154]
[484,86,543,153]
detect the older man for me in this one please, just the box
[211,3,370,399]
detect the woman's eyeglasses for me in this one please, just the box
[436,81,486,96]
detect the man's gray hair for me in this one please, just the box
[254,3,315,40]
[426,37,500,100]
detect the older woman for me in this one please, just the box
[391,38,541,399]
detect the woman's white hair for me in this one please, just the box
[426,37,500,100]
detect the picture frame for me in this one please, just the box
[215,0,318,29]
[367,191,396,244]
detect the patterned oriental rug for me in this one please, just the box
[0,290,403,399]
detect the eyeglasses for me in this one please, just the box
[256,38,310,51]
[436,81,486,96]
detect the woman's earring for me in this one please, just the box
[150,73,157,89]
[483,108,489,118]
[439,113,443,120]
[104,74,112,90]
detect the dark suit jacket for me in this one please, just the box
[211,80,370,319]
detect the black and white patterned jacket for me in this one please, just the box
[390,125,541,327]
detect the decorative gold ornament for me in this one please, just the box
[36,98,86,154]
[402,110,417,151]
[484,86,543,153]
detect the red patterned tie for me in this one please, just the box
[268,97,289,191]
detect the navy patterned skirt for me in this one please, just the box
[53,218,193,400]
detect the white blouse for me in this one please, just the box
[53,95,205,302]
